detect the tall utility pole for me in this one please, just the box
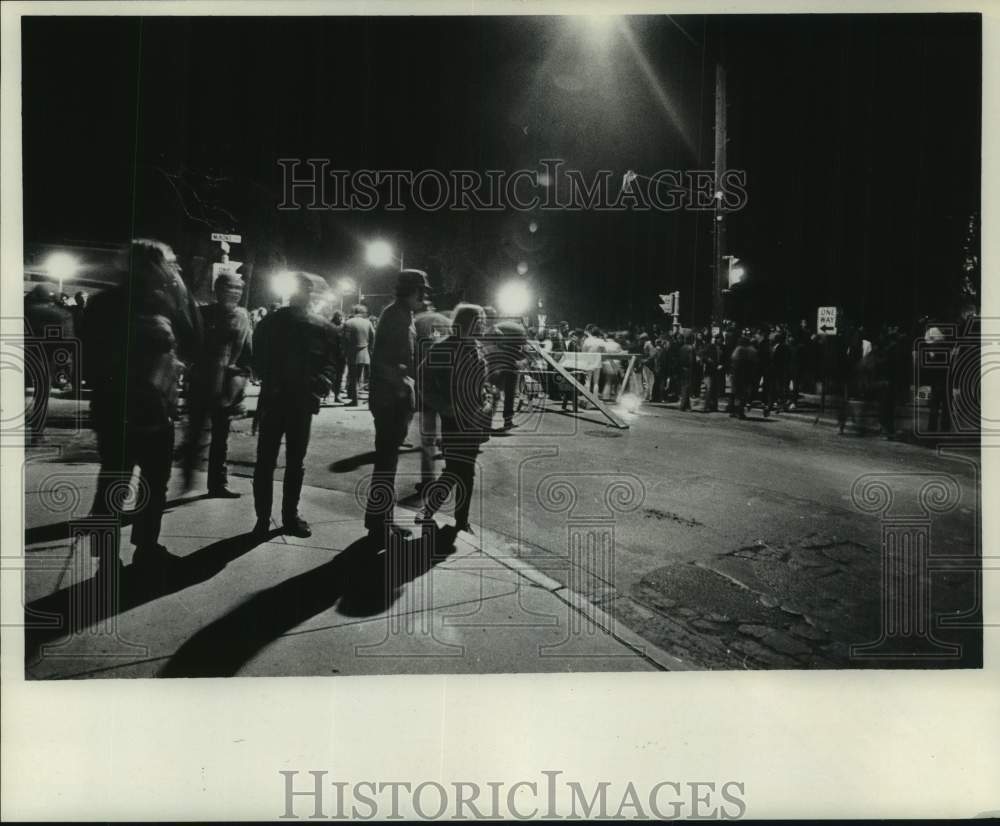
[712,63,727,324]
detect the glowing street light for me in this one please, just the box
[497,279,532,318]
[364,239,402,270]
[44,251,80,293]
[270,270,298,304]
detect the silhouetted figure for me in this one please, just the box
[413,304,452,492]
[416,304,492,534]
[364,270,430,545]
[329,310,346,402]
[252,272,338,538]
[729,333,759,420]
[181,273,252,498]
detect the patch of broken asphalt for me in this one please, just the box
[611,536,981,670]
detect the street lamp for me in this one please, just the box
[497,279,532,319]
[364,239,403,271]
[44,251,80,294]
[270,270,298,304]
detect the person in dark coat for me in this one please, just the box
[770,330,791,413]
[416,304,491,534]
[753,328,773,416]
[698,334,722,412]
[677,333,696,411]
[181,273,252,498]
[329,310,347,403]
[82,239,202,569]
[729,333,759,420]
[483,307,527,430]
[252,272,338,538]
[363,269,429,543]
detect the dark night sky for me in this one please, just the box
[21,14,980,327]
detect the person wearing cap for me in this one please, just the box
[363,268,429,542]
[181,272,253,498]
[251,272,339,538]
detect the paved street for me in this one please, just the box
[21,386,981,675]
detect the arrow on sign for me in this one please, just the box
[820,325,835,332]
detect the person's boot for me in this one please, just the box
[207,486,241,499]
[282,514,312,538]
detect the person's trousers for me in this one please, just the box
[90,405,174,553]
[651,372,665,403]
[347,362,369,401]
[183,396,232,491]
[365,405,412,530]
[332,359,346,399]
[927,383,951,434]
[641,366,655,400]
[419,405,440,484]
[677,372,692,410]
[423,438,480,527]
[253,402,313,523]
[703,371,721,411]
[497,369,516,423]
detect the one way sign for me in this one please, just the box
[817,306,839,335]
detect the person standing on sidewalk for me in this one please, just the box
[82,238,202,569]
[363,269,430,543]
[413,302,452,494]
[416,304,492,534]
[343,305,375,406]
[181,273,252,498]
[251,272,338,538]
[329,310,347,403]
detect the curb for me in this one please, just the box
[452,518,691,672]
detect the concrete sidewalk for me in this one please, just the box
[21,458,670,678]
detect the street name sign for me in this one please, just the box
[211,233,242,244]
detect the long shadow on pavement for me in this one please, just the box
[159,525,460,678]
[24,529,276,666]
[328,446,422,474]
[24,493,210,546]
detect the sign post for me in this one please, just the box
[659,291,680,329]
[210,233,243,291]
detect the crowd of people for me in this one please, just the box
[21,237,963,574]
[505,318,949,438]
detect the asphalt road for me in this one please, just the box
[217,390,981,670]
